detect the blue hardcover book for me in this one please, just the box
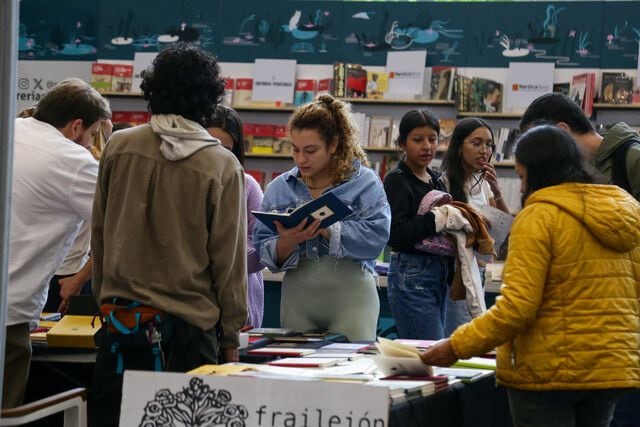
[252,192,352,232]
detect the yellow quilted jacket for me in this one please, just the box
[450,183,640,391]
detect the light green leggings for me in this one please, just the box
[281,256,380,341]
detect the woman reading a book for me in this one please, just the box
[421,125,640,427]
[253,94,390,341]
[383,109,455,340]
[439,118,510,334]
[205,105,265,328]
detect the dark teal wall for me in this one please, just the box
[18,1,639,68]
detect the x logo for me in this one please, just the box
[33,78,43,90]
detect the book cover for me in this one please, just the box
[346,64,367,98]
[470,77,503,113]
[553,82,571,97]
[242,123,255,153]
[46,315,101,348]
[332,62,346,98]
[90,63,113,93]
[600,72,623,103]
[248,327,296,337]
[429,66,455,100]
[247,347,316,357]
[317,78,332,97]
[251,124,275,154]
[366,71,389,99]
[454,75,472,112]
[233,78,253,106]
[273,125,292,154]
[368,116,393,148]
[110,64,134,93]
[267,357,342,368]
[223,77,234,106]
[252,192,353,232]
[438,119,456,150]
[453,357,497,370]
[570,73,588,112]
[372,337,434,377]
[294,79,317,106]
[612,76,633,104]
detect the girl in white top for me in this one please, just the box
[439,117,511,335]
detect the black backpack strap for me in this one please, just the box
[610,138,639,194]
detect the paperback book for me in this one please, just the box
[252,192,352,232]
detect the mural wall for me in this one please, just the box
[18,0,640,68]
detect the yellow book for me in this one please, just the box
[187,364,255,376]
[46,315,101,349]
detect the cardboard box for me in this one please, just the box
[46,315,101,348]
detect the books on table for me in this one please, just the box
[453,357,497,370]
[247,347,316,357]
[433,367,494,383]
[268,357,343,368]
[252,192,352,232]
[372,337,433,377]
[46,315,101,348]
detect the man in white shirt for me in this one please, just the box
[4,78,111,408]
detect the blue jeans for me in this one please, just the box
[507,388,626,427]
[387,252,449,340]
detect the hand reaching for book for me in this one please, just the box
[420,338,459,367]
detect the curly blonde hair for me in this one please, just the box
[288,94,370,184]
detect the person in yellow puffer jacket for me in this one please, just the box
[421,125,640,427]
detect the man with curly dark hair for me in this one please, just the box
[90,44,247,426]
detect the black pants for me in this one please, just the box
[88,317,218,427]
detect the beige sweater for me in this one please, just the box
[92,119,247,348]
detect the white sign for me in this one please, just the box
[386,50,427,96]
[506,62,555,109]
[252,59,297,103]
[133,52,158,95]
[121,371,389,427]
[16,60,92,112]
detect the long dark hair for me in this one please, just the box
[204,105,245,167]
[396,109,440,148]
[441,117,494,203]
[516,125,594,205]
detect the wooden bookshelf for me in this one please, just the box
[364,147,401,153]
[457,112,522,119]
[493,160,516,167]
[234,105,296,113]
[245,152,292,159]
[345,98,455,106]
[594,103,640,110]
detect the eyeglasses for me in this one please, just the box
[465,138,496,152]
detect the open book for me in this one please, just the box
[372,337,433,376]
[252,192,352,232]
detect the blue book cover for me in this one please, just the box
[252,192,352,232]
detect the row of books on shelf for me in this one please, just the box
[90,63,134,93]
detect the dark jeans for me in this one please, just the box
[507,387,626,427]
[611,390,640,427]
[88,317,219,427]
[387,252,450,340]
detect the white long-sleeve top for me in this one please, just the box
[8,117,97,327]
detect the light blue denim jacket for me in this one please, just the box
[253,160,391,274]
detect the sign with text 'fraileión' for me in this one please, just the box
[120,370,389,427]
